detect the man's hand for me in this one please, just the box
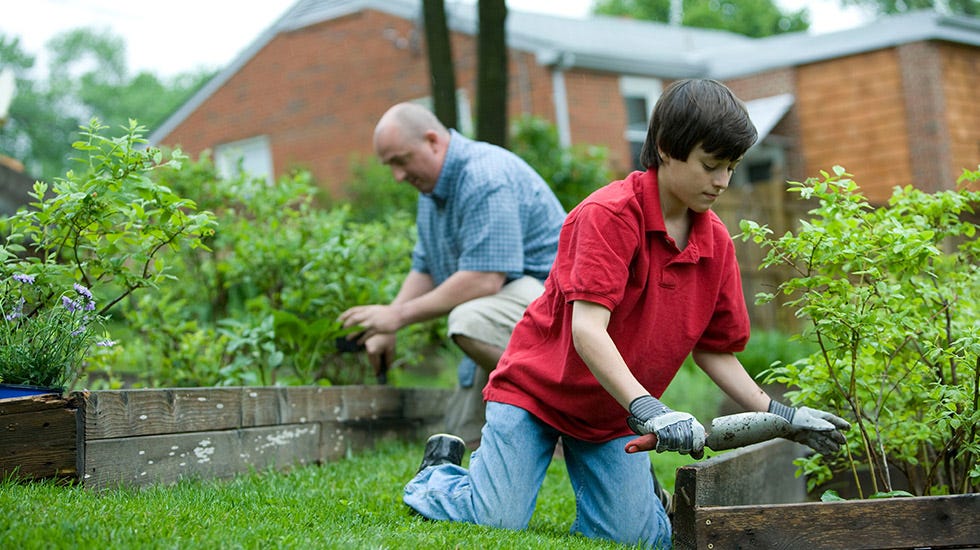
[338,304,403,337]
[769,400,850,455]
[626,395,705,458]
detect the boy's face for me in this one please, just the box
[658,144,741,214]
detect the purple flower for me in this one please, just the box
[73,283,93,299]
[4,297,25,321]
[96,339,117,347]
[62,295,81,312]
[13,273,35,284]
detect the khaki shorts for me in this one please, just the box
[446,275,545,348]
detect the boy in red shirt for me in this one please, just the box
[404,79,849,548]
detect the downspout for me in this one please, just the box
[550,52,574,148]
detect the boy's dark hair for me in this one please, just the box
[639,79,758,169]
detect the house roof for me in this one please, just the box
[148,1,980,145]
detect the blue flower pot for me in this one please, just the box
[0,384,63,399]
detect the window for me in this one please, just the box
[214,135,274,184]
[619,77,662,170]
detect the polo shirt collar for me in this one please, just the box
[428,129,466,207]
[637,169,716,260]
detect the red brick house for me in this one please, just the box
[149,0,979,204]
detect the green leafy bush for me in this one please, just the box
[112,154,432,388]
[739,166,980,497]
[0,119,215,391]
[509,115,612,211]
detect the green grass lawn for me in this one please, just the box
[1,438,681,549]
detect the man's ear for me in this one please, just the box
[425,129,447,154]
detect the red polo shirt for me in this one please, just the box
[484,169,750,442]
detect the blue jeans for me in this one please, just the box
[403,402,672,548]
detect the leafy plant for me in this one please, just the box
[0,119,215,391]
[739,166,980,497]
[509,115,611,211]
[112,155,427,388]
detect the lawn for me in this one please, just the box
[1,438,687,549]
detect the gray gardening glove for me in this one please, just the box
[627,395,706,458]
[768,400,850,455]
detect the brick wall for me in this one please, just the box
[796,49,912,203]
[158,9,637,197]
[941,42,980,190]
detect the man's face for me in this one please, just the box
[375,127,442,194]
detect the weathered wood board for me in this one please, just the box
[0,393,79,480]
[76,386,449,489]
[672,438,980,550]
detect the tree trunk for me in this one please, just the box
[476,0,508,147]
[422,0,457,129]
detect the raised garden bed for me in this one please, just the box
[672,439,980,549]
[1,386,449,489]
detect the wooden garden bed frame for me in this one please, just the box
[1,386,448,489]
[672,439,980,549]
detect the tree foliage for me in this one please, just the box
[0,28,213,182]
[593,0,809,37]
[841,0,979,16]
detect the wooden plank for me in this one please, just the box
[402,388,451,420]
[83,388,245,440]
[673,439,809,550]
[694,493,980,550]
[337,386,405,421]
[0,404,77,479]
[81,423,320,489]
[0,392,74,414]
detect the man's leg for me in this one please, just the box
[445,276,545,447]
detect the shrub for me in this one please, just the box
[0,119,214,391]
[112,154,430,387]
[739,166,980,497]
[509,115,612,211]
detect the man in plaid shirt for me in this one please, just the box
[340,103,566,447]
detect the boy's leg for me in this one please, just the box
[562,435,672,548]
[404,402,557,529]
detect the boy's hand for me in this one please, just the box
[627,395,706,458]
[769,400,850,455]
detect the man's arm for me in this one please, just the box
[339,270,505,337]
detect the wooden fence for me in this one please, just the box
[713,178,813,332]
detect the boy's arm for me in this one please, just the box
[569,300,646,409]
[571,300,704,456]
[691,350,770,412]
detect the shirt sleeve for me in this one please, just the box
[555,202,640,311]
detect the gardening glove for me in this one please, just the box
[768,400,850,455]
[626,395,706,458]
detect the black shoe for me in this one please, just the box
[417,433,465,474]
[651,465,673,518]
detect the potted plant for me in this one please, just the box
[739,166,980,498]
[0,273,113,398]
